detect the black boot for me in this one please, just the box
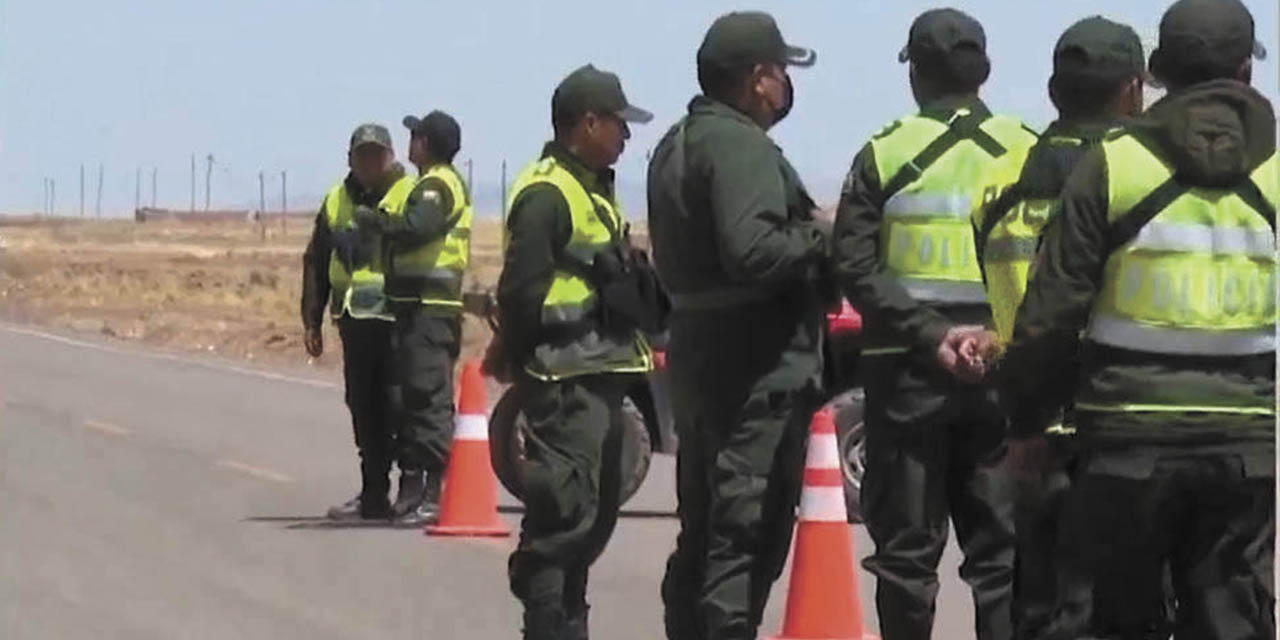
[326,494,362,520]
[565,605,589,640]
[522,605,570,640]
[326,493,392,520]
[395,472,442,526]
[392,469,426,518]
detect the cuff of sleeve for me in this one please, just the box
[1003,396,1054,438]
[918,319,953,350]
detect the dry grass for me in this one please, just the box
[0,217,506,370]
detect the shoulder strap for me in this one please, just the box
[1234,179,1277,230]
[975,136,1100,259]
[882,111,1007,198]
[1108,132,1276,247]
[1106,178,1191,253]
[974,185,1024,264]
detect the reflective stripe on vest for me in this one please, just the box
[1085,137,1277,359]
[384,165,472,310]
[871,109,1038,306]
[505,156,653,381]
[324,181,392,321]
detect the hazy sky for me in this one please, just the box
[2,0,1277,217]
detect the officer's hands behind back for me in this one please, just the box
[936,325,998,383]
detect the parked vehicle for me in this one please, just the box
[479,295,868,522]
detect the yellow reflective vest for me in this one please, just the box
[504,155,652,381]
[1088,136,1276,357]
[324,181,392,321]
[383,164,472,311]
[871,107,1038,308]
[973,132,1108,343]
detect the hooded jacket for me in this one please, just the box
[999,80,1276,446]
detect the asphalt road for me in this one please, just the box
[0,324,975,639]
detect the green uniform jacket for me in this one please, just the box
[647,95,829,392]
[1000,80,1276,447]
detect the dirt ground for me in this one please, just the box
[0,216,505,371]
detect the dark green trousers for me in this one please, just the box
[508,373,635,640]
[861,353,1016,640]
[1050,444,1274,640]
[336,316,397,501]
[1013,436,1175,640]
[661,382,814,640]
[392,308,459,473]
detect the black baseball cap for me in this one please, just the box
[898,8,987,64]
[1153,0,1267,82]
[349,123,392,152]
[402,110,461,159]
[697,11,817,71]
[552,64,653,125]
[1052,16,1148,86]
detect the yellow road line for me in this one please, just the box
[216,459,295,484]
[83,419,131,436]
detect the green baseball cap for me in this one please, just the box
[697,11,817,71]
[349,123,392,152]
[1154,0,1267,80]
[898,8,987,64]
[1053,16,1147,85]
[552,64,653,125]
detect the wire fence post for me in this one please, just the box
[280,170,287,233]
[95,164,103,218]
[500,160,507,217]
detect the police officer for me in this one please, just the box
[962,17,1160,640]
[999,0,1275,637]
[364,110,472,526]
[497,64,654,640]
[832,8,1038,639]
[300,123,406,520]
[647,12,826,640]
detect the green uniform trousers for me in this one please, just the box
[392,308,459,473]
[661,382,815,640]
[1048,445,1274,640]
[337,316,397,501]
[861,353,1016,640]
[508,373,636,640]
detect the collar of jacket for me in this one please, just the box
[687,94,763,130]
[342,172,384,206]
[1043,117,1122,142]
[417,159,451,176]
[540,141,615,198]
[918,95,992,121]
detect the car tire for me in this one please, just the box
[829,388,867,524]
[489,387,652,506]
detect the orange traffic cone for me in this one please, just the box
[767,408,876,640]
[425,360,511,537]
